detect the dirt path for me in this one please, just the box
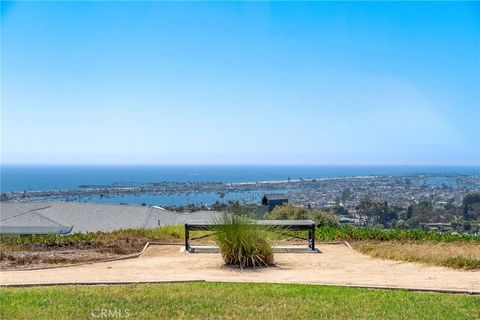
[1,244,479,292]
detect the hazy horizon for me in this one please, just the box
[2,163,479,168]
[2,2,479,166]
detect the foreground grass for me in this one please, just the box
[355,240,480,270]
[1,282,479,320]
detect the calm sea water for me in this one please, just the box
[76,190,289,207]
[1,165,479,192]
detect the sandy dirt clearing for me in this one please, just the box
[1,244,479,292]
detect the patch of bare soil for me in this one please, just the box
[0,250,124,270]
[0,237,152,270]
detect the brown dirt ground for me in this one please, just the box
[0,236,152,270]
[1,243,479,292]
[0,249,124,270]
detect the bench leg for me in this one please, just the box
[185,225,190,252]
[309,228,315,251]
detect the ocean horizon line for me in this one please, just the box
[2,163,479,167]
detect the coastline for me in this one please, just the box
[2,172,479,209]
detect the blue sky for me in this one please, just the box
[1,1,479,165]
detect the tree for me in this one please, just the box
[226,201,258,218]
[407,201,437,226]
[330,204,348,216]
[340,188,353,202]
[357,197,397,227]
[462,193,480,221]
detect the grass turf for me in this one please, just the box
[1,282,479,320]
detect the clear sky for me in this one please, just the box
[1,1,479,165]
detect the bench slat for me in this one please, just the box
[186,220,315,231]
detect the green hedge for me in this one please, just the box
[315,225,480,243]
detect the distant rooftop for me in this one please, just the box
[262,194,289,201]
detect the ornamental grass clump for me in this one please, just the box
[213,215,279,268]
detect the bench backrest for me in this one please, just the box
[185,220,315,231]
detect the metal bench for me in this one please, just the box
[184,219,316,252]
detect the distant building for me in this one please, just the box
[262,194,288,211]
[339,216,356,225]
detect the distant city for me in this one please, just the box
[2,173,479,210]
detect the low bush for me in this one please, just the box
[266,204,310,220]
[310,210,340,227]
[266,204,340,227]
[315,225,480,243]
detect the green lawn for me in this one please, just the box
[1,282,479,320]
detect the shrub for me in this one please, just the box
[266,204,340,227]
[212,215,279,268]
[311,210,340,227]
[266,204,310,220]
[315,225,480,243]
